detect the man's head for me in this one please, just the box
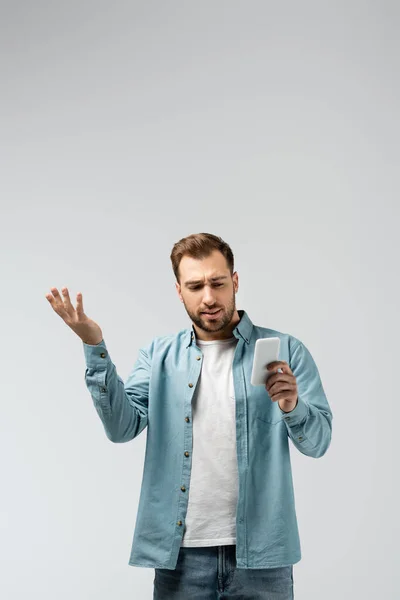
[171,233,240,340]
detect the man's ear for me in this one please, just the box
[175,281,183,302]
[233,272,239,293]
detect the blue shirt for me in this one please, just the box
[82,309,333,570]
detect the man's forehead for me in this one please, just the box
[179,252,230,284]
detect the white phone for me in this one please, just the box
[250,337,281,386]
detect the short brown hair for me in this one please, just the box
[170,233,235,284]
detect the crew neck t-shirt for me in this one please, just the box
[181,335,240,547]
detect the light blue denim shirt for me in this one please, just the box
[82,309,332,570]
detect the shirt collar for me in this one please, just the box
[185,309,253,348]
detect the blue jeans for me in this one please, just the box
[153,544,294,599]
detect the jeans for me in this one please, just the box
[153,544,294,599]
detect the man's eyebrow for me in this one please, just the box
[184,275,229,287]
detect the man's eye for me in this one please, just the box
[190,283,223,291]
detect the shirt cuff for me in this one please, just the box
[280,396,309,426]
[82,338,110,369]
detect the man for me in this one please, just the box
[46,232,333,599]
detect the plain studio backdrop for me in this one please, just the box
[1,1,398,599]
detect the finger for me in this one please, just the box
[46,287,63,307]
[267,361,292,374]
[267,378,296,390]
[60,287,74,313]
[45,288,67,317]
[270,391,297,402]
[76,292,84,316]
[268,382,297,396]
[265,373,294,389]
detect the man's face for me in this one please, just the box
[175,250,239,336]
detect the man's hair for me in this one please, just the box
[170,232,235,284]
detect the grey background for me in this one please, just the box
[1,1,398,598]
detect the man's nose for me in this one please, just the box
[202,287,216,304]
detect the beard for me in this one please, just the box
[182,291,237,334]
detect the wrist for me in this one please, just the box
[279,397,298,413]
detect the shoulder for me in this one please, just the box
[251,323,302,351]
[140,328,189,359]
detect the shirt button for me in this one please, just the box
[188,383,193,388]
[100,352,106,358]
[298,436,303,441]
[181,486,186,492]
[196,356,201,360]
[177,521,183,526]
[184,451,190,457]
[185,417,190,422]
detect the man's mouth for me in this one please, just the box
[202,309,222,318]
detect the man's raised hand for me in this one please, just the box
[45,287,103,345]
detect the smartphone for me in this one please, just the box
[250,337,281,386]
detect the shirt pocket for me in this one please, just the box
[248,390,283,425]
[256,409,283,425]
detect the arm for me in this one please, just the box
[280,339,333,458]
[83,339,151,443]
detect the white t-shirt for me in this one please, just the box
[181,334,239,547]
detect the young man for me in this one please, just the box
[46,232,333,599]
